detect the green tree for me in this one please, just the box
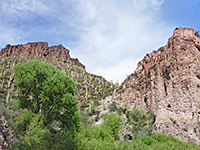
[11,112,77,150]
[14,60,80,132]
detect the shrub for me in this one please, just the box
[108,101,117,112]
[77,133,200,150]
[80,113,122,141]
[127,109,155,139]
[104,113,122,140]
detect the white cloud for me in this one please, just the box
[0,0,175,83]
[69,0,173,82]
[0,25,26,50]
[150,0,165,10]
[0,0,49,19]
[0,0,49,48]
[133,0,164,11]
[94,57,141,83]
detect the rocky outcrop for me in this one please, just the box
[0,42,85,69]
[0,115,15,149]
[113,27,200,143]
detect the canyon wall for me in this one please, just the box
[113,27,200,143]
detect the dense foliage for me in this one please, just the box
[77,110,199,150]
[11,60,80,149]
[0,58,199,149]
[78,132,200,150]
[80,113,122,141]
[0,54,114,113]
[14,60,80,131]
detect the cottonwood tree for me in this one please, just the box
[14,60,80,132]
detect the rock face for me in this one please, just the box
[0,42,85,69]
[113,27,200,143]
[0,115,15,149]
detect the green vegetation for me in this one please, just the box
[0,55,114,146]
[77,133,200,150]
[80,113,121,142]
[0,55,114,112]
[169,117,177,124]
[10,60,80,149]
[0,56,199,149]
[127,109,155,139]
[78,113,199,149]
[14,60,80,131]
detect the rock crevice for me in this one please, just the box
[113,27,200,144]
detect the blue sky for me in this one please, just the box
[0,0,200,82]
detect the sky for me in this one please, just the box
[0,0,200,83]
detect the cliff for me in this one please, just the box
[113,27,200,143]
[0,42,85,69]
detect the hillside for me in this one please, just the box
[0,42,114,148]
[0,28,200,149]
[0,42,114,104]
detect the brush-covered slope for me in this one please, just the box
[111,27,200,143]
[0,42,114,105]
[0,42,114,147]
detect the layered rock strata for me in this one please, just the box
[113,27,200,143]
[0,42,85,69]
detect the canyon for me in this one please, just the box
[0,27,200,148]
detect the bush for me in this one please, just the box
[77,133,200,150]
[104,113,122,140]
[81,125,114,142]
[80,113,122,142]
[108,101,117,112]
[127,109,155,139]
